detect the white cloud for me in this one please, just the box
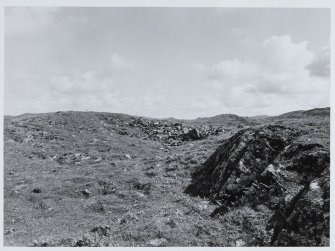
[209,58,260,82]
[4,7,330,119]
[261,35,314,73]
[5,7,59,36]
[200,35,329,115]
[306,45,330,77]
[4,50,137,115]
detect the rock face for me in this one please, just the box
[186,124,329,246]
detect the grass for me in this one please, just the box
[4,109,329,246]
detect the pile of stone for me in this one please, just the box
[128,118,225,146]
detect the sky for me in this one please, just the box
[4,7,330,118]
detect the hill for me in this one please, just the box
[3,107,330,246]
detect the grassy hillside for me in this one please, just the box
[4,108,330,246]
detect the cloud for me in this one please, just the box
[306,45,330,77]
[47,54,135,99]
[261,35,314,73]
[5,7,59,36]
[4,7,330,119]
[209,58,260,81]
[200,35,329,115]
[4,51,137,115]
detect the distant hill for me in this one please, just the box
[190,107,330,127]
[278,107,330,119]
[5,107,330,130]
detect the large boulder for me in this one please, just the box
[185,124,329,246]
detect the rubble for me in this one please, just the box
[128,118,225,146]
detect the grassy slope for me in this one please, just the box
[3,108,330,246]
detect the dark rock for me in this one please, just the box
[179,128,203,141]
[167,218,177,228]
[33,240,49,247]
[132,181,152,195]
[185,124,329,246]
[32,188,42,193]
[98,181,116,195]
[186,125,299,201]
[81,189,91,198]
[88,201,105,213]
[145,171,158,177]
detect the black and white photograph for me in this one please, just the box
[2,1,332,247]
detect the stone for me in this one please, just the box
[185,124,329,245]
[235,239,245,247]
[148,238,167,247]
[180,128,202,141]
[81,189,91,198]
[32,188,42,193]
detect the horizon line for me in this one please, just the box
[3,106,330,121]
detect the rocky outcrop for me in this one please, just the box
[128,118,224,146]
[185,124,329,246]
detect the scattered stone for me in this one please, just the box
[98,181,116,195]
[82,156,91,161]
[32,188,42,193]
[145,171,158,177]
[235,239,245,247]
[198,202,208,211]
[5,228,14,235]
[165,165,177,172]
[167,218,177,228]
[310,181,320,191]
[148,238,168,247]
[132,181,152,195]
[8,170,15,175]
[33,240,49,247]
[81,189,91,198]
[124,154,132,159]
[135,191,145,198]
[93,157,102,162]
[88,201,105,213]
